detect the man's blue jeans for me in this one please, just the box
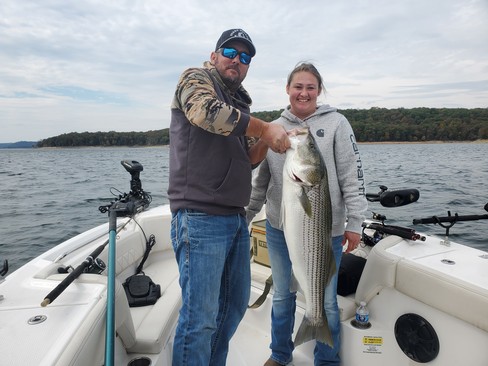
[171,209,251,366]
[266,220,343,366]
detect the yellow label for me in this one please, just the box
[363,336,383,345]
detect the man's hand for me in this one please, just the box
[260,123,290,153]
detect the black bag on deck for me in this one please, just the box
[123,273,161,307]
[337,253,367,296]
[123,234,161,307]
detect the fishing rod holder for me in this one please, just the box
[433,211,458,246]
[413,203,488,247]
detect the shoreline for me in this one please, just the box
[357,139,488,145]
[2,140,487,149]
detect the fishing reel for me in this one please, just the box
[362,225,385,247]
[362,219,426,246]
[84,258,106,274]
[57,257,107,275]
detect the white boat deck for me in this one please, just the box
[2,204,488,365]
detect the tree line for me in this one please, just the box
[37,129,169,147]
[36,107,487,147]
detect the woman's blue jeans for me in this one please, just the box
[266,220,343,366]
[171,209,251,366]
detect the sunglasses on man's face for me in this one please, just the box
[218,47,252,65]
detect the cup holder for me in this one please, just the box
[128,357,151,366]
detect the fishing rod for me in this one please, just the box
[40,219,130,307]
[362,221,426,242]
[412,203,488,225]
[412,203,488,243]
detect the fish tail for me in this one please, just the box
[293,318,334,348]
[324,246,337,287]
[289,272,302,293]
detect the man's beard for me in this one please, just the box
[220,66,243,91]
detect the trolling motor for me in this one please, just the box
[122,160,144,194]
[42,160,153,365]
[41,160,152,307]
[100,160,154,366]
[99,160,151,217]
[83,161,150,274]
[413,203,488,246]
[363,186,425,245]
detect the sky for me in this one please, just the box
[1,0,487,143]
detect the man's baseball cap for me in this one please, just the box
[215,28,256,57]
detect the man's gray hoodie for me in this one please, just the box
[246,104,368,237]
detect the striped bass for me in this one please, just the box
[281,127,336,347]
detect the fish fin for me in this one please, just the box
[298,187,312,217]
[289,272,301,293]
[293,318,334,348]
[324,246,337,287]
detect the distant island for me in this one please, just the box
[4,107,488,148]
[0,141,37,149]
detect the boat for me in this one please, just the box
[1,161,487,366]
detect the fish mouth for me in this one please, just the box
[292,173,314,186]
[293,173,303,183]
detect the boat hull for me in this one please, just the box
[1,205,487,365]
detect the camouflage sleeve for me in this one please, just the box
[172,68,248,136]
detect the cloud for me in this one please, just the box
[1,0,487,142]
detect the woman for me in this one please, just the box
[246,62,368,366]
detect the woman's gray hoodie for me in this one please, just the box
[246,104,368,237]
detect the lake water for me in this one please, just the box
[1,143,487,273]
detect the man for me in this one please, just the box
[168,28,290,366]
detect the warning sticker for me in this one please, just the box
[363,336,383,345]
[362,336,383,354]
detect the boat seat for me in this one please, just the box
[120,249,181,354]
[45,251,181,355]
[354,233,488,333]
[395,257,488,333]
[354,235,404,305]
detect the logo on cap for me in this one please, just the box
[229,29,251,42]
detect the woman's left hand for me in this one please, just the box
[342,231,361,253]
